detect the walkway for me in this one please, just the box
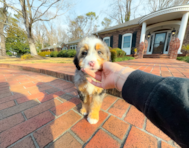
[2,58,189,78]
[0,58,186,148]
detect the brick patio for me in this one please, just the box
[0,58,187,148]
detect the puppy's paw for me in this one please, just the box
[80,108,87,116]
[87,117,98,124]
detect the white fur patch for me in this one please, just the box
[87,117,98,124]
[83,81,95,95]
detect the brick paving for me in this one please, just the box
[0,58,187,148]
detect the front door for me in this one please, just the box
[153,32,167,54]
[122,33,132,55]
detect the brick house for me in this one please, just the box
[67,38,82,50]
[41,42,68,52]
[69,5,189,58]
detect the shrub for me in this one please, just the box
[57,50,68,57]
[6,51,13,56]
[50,51,59,57]
[57,49,76,57]
[67,49,76,57]
[110,49,117,62]
[38,51,51,57]
[182,44,189,55]
[21,54,32,60]
[115,48,126,57]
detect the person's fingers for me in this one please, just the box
[82,68,102,81]
[86,78,103,88]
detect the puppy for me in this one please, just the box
[73,36,111,124]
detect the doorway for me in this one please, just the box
[147,30,172,54]
[153,32,167,54]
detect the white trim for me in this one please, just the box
[146,21,181,31]
[103,37,110,47]
[147,30,172,54]
[121,33,132,55]
[140,22,146,43]
[178,12,189,53]
[139,5,189,24]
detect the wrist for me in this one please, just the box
[114,67,135,91]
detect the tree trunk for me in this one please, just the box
[0,23,6,56]
[28,37,37,55]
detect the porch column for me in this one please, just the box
[178,12,189,53]
[140,22,147,43]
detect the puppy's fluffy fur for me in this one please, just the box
[74,36,111,124]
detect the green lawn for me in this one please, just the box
[0,57,74,64]
[115,56,135,62]
[177,56,189,63]
[0,56,134,64]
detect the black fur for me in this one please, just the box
[73,56,81,70]
[78,90,85,102]
[99,89,106,96]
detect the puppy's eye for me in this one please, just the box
[98,51,102,55]
[82,51,88,56]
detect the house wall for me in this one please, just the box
[98,26,142,50]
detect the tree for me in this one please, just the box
[68,12,98,41]
[0,0,8,56]
[6,15,30,55]
[0,0,72,55]
[101,17,112,29]
[106,0,133,24]
[146,0,189,12]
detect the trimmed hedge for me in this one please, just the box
[110,48,126,62]
[50,51,59,57]
[38,51,51,57]
[57,49,76,57]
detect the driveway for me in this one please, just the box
[0,59,183,148]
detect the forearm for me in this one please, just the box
[121,70,189,147]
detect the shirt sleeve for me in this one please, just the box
[122,70,189,148]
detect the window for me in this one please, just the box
[62,46,67,50]
[70,45,77,50]
[122,35,132,48]
[103,37,110,47]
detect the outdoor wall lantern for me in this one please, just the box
[172,28,176,36]
[147,32,151,39]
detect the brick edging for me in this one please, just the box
[0,64,122,98]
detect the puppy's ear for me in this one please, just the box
[73,56,81,70]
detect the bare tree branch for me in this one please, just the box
[33,0,60,21]
[0,0,23,16]
[33,0,47,19]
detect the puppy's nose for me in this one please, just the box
[88,61,95,67]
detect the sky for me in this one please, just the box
[1,0,148,32]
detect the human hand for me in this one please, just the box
[82,62,135,91]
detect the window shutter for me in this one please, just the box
[118,34,122,49]
[110,36,113,48]
[132,31,137,48]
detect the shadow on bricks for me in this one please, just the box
[0,70,81,148]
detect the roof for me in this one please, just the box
[95,5,189,34]
[67,38,83,45]
[41,42,65,50]
[96,17,142,34]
